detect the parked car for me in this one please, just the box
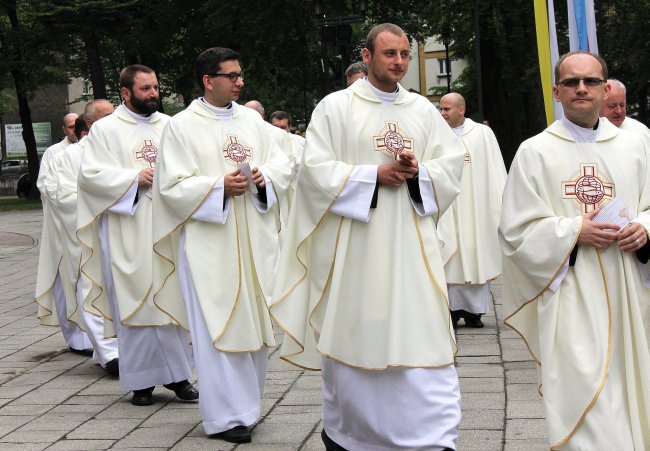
[16,173,33,198]
[1,159,28,176]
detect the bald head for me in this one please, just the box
[62,113,79,143]
[600,79,627,127]
[439,93,466,128]
[244,100,265,118]
[83,99,114,128]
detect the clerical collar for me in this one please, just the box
[123,103,152,124]
[452,121,465,137]
[200,97,234,120]
[561,115,601,143]
[364,77,399,105]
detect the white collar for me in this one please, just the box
[364,78,399,105]
[123,103,152,124]
[200,98,234,120]
[561,116,600,143]
[452,121,465,137]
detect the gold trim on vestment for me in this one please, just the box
[503,215,584,366]
[550,249,613,450]
[269,167,355,368]
[152,175,222,332]
[320,351,456,371]
[33,255,62,322]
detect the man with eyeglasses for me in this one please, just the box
[152,47,292,444]
[600,79,650,136]
[271,23,465,450]
[499,51,650,450]
[77,65,197,407]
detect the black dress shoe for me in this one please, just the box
[210,425,251,444]
[131,387,154,406]
[464,312,484,328]
[321,429,348,451]
[163,380,199,401]
[450,310,462,329]
[104,358,119,377]
[69,347,94,357]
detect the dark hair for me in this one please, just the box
[119,64,156,90]
[554,51,608,83]
[195,47,241,90]
[74,116,89,140]
[270,111,291,125]
[365,23,405,55]
[345,61,368,78]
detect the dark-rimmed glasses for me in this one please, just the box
[207,72,244,82]
[557,77,605,88]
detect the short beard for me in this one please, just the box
[129,90,159,115]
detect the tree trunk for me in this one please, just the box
[5,0,40,200]
[82,28,108,99]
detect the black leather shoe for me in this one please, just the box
[321,429,348,450]
[450,310,461,329]
[104,358,119,377]
[464,312,484,328]
[131,387,154,406]
[163,380,199,401]
[210,425,251,444]
[69,347,93,357]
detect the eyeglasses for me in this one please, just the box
[207,72,244,82]
[557,77,605,88]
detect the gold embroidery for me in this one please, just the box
[373,121,414,159]
[562,163,614,213]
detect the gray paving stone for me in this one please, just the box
[45,439,117,450]
[300,432,325,450]
[63,394,125,405]
[455,429,503,451]
[507,400,546,419]
[504,439,549,450]
[0,403,54,416]
[0,414,37,437]
[140,406,202,426]
[506,383,541,401]
[459,409,504,430]
[11,387,78,405]
[66,418,143,440]
[0,443,48,451]
[459,377,503,393]
[456,363,504,378]
[170,436,235,450]
[461,392,505,410]
[249,421,315,445]
[505,367,538,384]
[506,418,548,440]
[95,400,164,419]
[113,424,196,448]
[0,429,66,443]
[279,389,321,406]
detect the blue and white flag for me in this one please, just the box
[567,0,599,53]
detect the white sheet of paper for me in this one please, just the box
[237,162,258,194]
[593,197,635,231]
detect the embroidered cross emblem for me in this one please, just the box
[374,122,414,159]
[222,135,252,166]
[561,163,614,213]
[134,139,158,168]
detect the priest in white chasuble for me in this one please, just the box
[437,93,507,328]
[35,112,93,353]
[152,48,292,445]
[499,51,650,450]
[55,103,119,375]
[270,24,466,451]
[77,65,196,407]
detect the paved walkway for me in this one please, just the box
[0,209,548,450]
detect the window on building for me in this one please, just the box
[82,80,91,96]
[438,58,450,77]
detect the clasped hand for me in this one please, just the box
[377,152,419,188]
[224,167,265,197]
[578,209,648,253]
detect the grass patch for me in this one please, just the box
[0,197,43,211]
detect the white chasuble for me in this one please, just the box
[270,80,466,371]
[438,118,507,284]
[34,138,72,326]
[77,105,174,333]
[619,116,650,138]
[499,119,650,450]
[153,100,292,352]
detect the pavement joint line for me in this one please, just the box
[494,288,508,451]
